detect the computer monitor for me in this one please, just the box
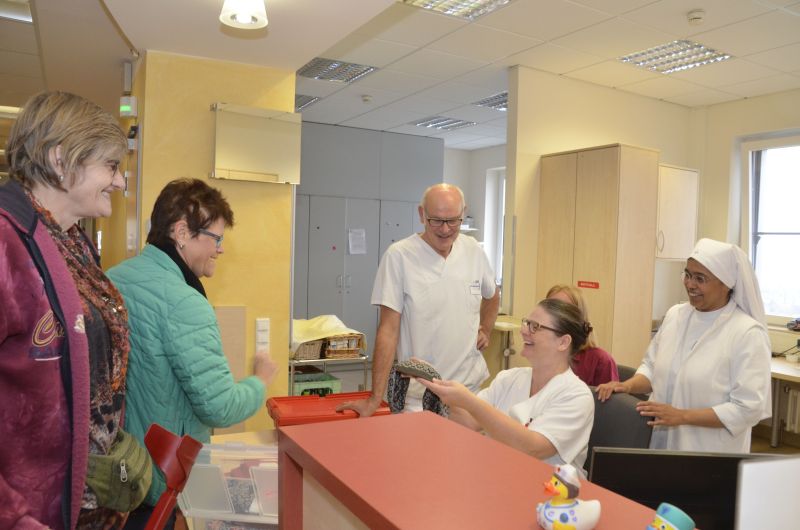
[588,447,781,530]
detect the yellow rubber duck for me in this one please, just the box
[536,464,601,530]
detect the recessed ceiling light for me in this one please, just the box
[402,0,513,20]
[0,0,32,23]
[219,0,268,29]
[619,40,732,74]
[411,116,477,131]
[294,94,319,112]
[472,92,507,111]
[297,58,377,84]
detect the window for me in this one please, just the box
[746,140,800,318]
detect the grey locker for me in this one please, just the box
[293,194,310,319]
[379,200,414,258]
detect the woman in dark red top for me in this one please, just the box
[546,284,619,386]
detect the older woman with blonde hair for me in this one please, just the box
[0,91,138,529]
[546,284,618,386]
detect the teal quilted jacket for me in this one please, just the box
[108,244,265,506]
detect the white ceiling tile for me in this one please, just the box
[383,94,461,115]
[502,43,602,74]
[622,0,772,38]
[444,104,507,123]
[300,85,404,124]
[452,64,509,91]
[321,36,416,68]
[552,17,676,59]
[484,116,508,130]
[478,0,610,41]
[465,123,507,140]
[415,81,498,105]
[427,24,541,63]
[354,68,441,93]
[447,137,506,150]
[389,48,488,80]
[354,3,467,47]
[745,43,800,73]
[0,50,42,78]
[619,75,705,99]
[565,60,660,87]
[430,129,485,144]
[692,10,800,56]
[569,0,658,15]
[719,73,800,97]
[662,88,741,106]
[295,77,347,98]
[670,58,780,87]
[341,106,427,130]
[0,20,38,55]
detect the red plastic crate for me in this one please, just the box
[267,391,391,427]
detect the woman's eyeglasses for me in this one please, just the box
[197,228,223,249]
[681,270,709,286]
[521,318,561,335]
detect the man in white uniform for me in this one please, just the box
[341,183,499,416]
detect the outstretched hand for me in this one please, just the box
[418,378,474,409]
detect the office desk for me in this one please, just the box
[770,357,800,447]
[278,411,655,529]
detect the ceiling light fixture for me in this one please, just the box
[294,94,319,112]
[619,40,732,74]
[0,105,21,119]
[472,92,508,111]
[219,0,268,29]
[402,0,513,20]
[411,116,477,131]
[297,58,377,83]
[0,0,32,23]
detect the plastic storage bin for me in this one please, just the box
[177,442,278,528]
[292,372,341,396]
[267,391,391,427]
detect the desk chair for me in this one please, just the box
[143,424,203,530]
[616,364,637,382]
[585,390,652,475]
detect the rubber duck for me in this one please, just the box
[646,502,695,530]
[536,464,601,530]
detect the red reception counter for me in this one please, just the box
[278,411,655,529]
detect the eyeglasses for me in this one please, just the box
[197,228,224,249]
[521,318,561,335]
[426,217,462,228]
[682,270,710,286]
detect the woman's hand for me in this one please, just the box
[596,380,629,402]
[254,349,279,386]
[636,400,685,427]
[418,378,474,409]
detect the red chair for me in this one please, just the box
[143,424,203,530]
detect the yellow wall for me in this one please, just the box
[137,51,295,430]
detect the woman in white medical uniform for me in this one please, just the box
[597,238,771,453]
[420,298,595,472]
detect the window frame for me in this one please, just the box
[739,133,800,323]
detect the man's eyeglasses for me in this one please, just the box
[197,228,224,249]
[521,318,561,335]
[682,270,709,286]
[426,217,462,228]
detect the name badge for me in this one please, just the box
[470,280,481,295]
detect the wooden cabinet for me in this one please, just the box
[536,144,659,367]
[656,164,698,260]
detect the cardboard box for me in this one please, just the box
[266,391,391,427]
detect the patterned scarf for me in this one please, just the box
[27,190,130,391]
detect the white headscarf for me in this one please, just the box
[689,238,766,326]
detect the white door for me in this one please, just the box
[657,165,699,260]
[344,198,380,357]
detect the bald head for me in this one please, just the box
[420,183,465,212]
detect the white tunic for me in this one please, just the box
[372,233,496,391]
[477,368,594,471]
[639,299,772,452]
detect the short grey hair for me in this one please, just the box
[419,183,465,211]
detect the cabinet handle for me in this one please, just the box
[657,230,665,253]
[336,275,343,288]
[345,275,351,288]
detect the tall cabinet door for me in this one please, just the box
[657,165,698,260]
[343,198,380,357]
[379,200,414,258]
[536,153,578,299]
[293,194,310,319]
[307,196,346,318]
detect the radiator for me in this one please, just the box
[787,389,800,434]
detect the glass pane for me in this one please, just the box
[756,146,800,232]
[754,235,800,317]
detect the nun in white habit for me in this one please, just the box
[597,238,772,453]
